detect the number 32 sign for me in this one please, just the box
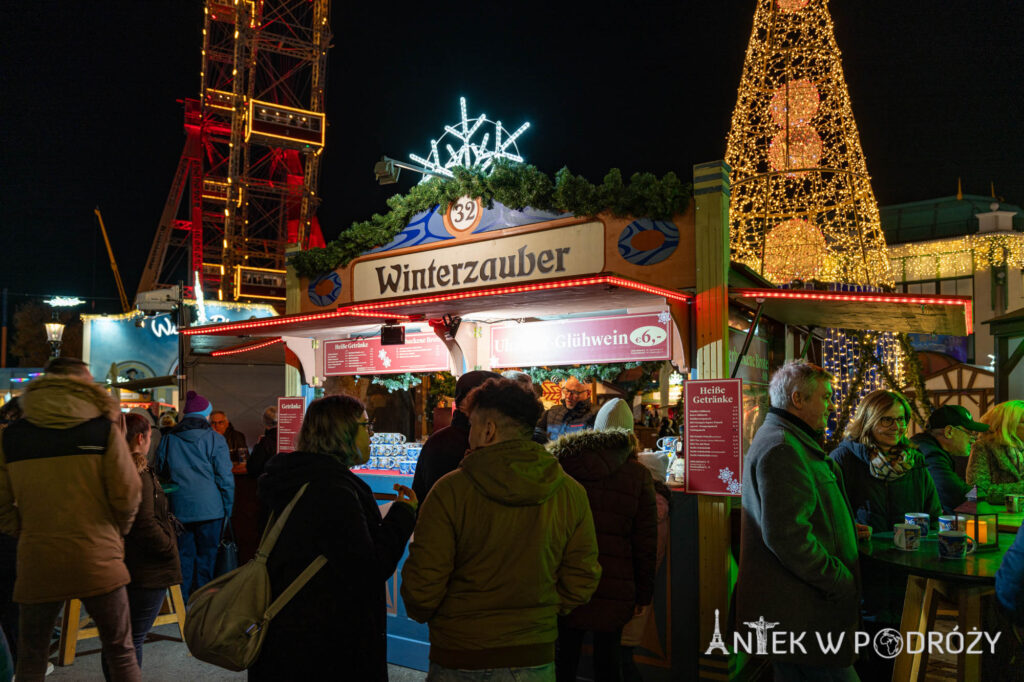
[443,195,483,234]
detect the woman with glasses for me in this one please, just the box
[829,390,942,534]
[250,395,418,681]
[966,400,1024,506]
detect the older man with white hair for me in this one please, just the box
[736,360,865,681]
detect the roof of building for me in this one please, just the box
[881,194,1024,244]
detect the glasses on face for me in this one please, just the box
[209,419,227,426]
[562,389,588,398]
[878,415,908,429]
[357,420,374,436]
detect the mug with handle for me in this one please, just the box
[937,530,975,559]
[657,436,678,452]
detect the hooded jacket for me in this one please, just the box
[401,438,601,670]
[155,416,234,523]
[736,410,861,666]
[549,428,657,631]
[966,438,1024,505]
[829,438,943,532]
[248,450,416,682]
[0,376,141,603]
[912,431,971,513]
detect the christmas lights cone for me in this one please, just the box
[726,0,892,288]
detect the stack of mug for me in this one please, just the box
[892,512,975,559]
[659,436,686,487]
[356,432,422,474]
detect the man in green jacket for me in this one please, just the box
[402,377,601,680]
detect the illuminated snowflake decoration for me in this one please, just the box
[719,467,742,494]
[658,311,672,325]
[410,97,530,181]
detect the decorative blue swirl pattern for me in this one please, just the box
[617,219,679,266]
[308,272,343,306]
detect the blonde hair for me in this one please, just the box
[845,389,912,447]
[296,395,364,466]
[977,400,1024,450]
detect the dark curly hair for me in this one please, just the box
[464,378,543,435]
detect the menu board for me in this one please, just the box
[684,379,743,496]
[490,312,671,367]
[323,332,450,375]
[277,397,306,454]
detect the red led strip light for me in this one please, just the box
[730,288,974,335]
[345,276,694,313]
[180,309,412,336]
[211,337,284,357]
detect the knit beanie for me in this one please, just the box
[594,397,633,432]
[184,390,212,418]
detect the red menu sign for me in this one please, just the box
[490,312,672,368]
[324,332,450,375]
[684,379,743,496]
[277,397,306,454]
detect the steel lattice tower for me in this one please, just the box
[139,0,330,303]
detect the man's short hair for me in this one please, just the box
[465,378,543,433]
[44,357,90,378]
[262,406,278,428]
[768,361,833,410]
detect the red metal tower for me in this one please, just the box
[139,0,329,303]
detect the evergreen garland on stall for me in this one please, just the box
[289,162,692,278]
[354,373,422,393]
[522,361,665,404]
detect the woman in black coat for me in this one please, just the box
[250,395,417,681]
[103,413,183,679]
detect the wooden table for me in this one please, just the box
[976,500,1024,532]
[859,531,1013,682]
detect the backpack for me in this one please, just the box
[183,482,327,671]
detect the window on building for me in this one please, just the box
[939,276,973,297]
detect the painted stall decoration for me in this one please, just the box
[307,272,343,306]
[490,312,672,368]
[684,379,743,496]
[82,302,278,399]
[617,219,680,266]
[324,332,450,375]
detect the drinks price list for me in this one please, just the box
[684,379,743,496]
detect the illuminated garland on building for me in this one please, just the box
[888,232,1024,280]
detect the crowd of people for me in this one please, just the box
[0,355,1021,681]
[738,360,1024,681]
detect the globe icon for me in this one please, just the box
[873,628,904,659]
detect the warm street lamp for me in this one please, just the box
[44,321,65,359]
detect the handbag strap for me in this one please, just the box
[255,482,311,559]
[263,554,327,622]
[221,518,236,543]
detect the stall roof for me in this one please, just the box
[181,275,693,341]
[730,288,973,336]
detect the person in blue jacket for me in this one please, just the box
[997,529,1024,624]
[155,390,234,601]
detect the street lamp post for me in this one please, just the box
[44,320,65,359]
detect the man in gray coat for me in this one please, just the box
[736,361,864,681]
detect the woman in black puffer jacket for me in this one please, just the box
[250,395,417,681]
[549,398,657,682]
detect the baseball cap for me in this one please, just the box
[926,405,989,432]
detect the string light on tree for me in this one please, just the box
[409,97,530,181]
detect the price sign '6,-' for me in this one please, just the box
[444,195,483,234]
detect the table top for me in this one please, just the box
[858,531,1014,584]
[976,500,1024,531]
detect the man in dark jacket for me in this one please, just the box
[535,376,599,442]
[411,370,500,502]
[736,361,862,680]
[209,410,248,462]
[912,405,988,513]
[247,406,278,479]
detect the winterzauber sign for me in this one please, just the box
[352,221,605,301]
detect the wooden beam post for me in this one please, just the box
[692,161,737,681]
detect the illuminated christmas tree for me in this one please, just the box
[725,0,907,430]
[726,0,892,287]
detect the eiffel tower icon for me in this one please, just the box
[704,608,729,655]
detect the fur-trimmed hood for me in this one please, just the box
[549,428,637,481]
[21,375,119,428]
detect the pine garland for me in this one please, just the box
[522,361,665,404]
[290,161,692,279]
[354,373,422,393]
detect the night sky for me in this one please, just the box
[2,1,1022,314]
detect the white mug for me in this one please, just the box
[893,523,921,551]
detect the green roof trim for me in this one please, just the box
[881,194,1024,244]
